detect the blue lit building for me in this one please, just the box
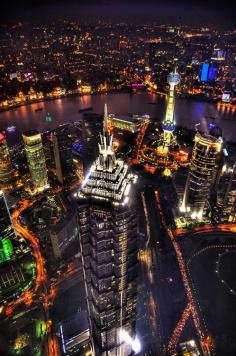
[200,63,209,82]
[200,63,218,82]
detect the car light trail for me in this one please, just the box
[154,191,207,354]
[167,302,191,354]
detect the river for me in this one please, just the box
[0,92,236,145]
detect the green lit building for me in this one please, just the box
[0,190,14,264]
[22,130,48,193]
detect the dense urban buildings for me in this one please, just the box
[0,133,13,191]
[77,106,138,355]
[0,5,236,356]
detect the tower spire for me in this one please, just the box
[103,103,108,133]
[99,103,116,171]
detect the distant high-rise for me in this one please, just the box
[182,132,222,219]
[77,104,138,355]
[44,124,73,185]
[0,133,13,191]
[200,62,218,82]
[0,191,14,264]
[22,130,48,192]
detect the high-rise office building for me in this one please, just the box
[200,62,219,82]
[77,105,138,355]
[182,132,222,219]
[22,130,48,193]
[44,124,74,185]
[218,163,236,222]
[0,133,13,191]
[0,191,15,264]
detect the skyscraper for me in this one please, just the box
[77,105,138,355]
[44,124,73,185]
[218,163,236,222]
[0,191,14,264]
[22,130,48,193]
[182,132,222,219]
[0,133,13,191]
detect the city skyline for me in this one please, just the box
[0,6,236,356]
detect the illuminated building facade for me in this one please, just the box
[0,191,14,264]
[182,132,222,219]
[218,163,236,222]
[22,130,48,192]
[200,62,218,82]
[0,133,13,191]
[77,105,138,355]
[159,61,180,153]
[73,156,84,183]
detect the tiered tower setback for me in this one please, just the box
[77,104,138,355]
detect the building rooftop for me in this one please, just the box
[22,130,39,137]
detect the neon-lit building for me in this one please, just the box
[108,115,136,133]
[22,130,48,193]
[182,132,222,219]
[77,104,138,355]
[0,191,14,264]
[0,133,13,191]
[200,63,209,82]
[200,62,218,82]
[161,61,180,151]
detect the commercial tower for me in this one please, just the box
[218,163,236,222]
[44,124,73,185]
[0,133,13,191]
[0,191,14,264]
[22,130,48,193]
[158,60,180,154]
[77,104,138,355]
[182,132,222,219]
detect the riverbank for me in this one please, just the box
[2,86,235,114]
[0,87,134,113]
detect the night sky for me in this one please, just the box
[1,0,236,25]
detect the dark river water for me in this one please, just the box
[1,92,236,145]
